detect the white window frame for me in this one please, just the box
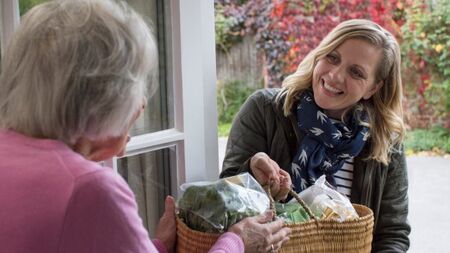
[109,0,219,197]
[0,0,20,55]
[0,0,219,197]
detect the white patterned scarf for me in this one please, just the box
[290,90,370,192]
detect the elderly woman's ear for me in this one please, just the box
[73,99,146,162]
[73,134,130,162]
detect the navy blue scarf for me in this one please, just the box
[289,90,370,192]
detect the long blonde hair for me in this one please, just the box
[278,19,405,165]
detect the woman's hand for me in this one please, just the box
[250,152,292,200]
[155,196,176,253]
[228,211,291,253]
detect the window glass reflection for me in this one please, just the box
[117,147,176,236]
[126,0,173,135]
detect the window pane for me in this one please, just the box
[18,0,174,135]
[117,147,176,236]
[126,0,174,135]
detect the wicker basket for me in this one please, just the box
[176,190,374,253]
[279,204,373,253]
[176,217,220,253]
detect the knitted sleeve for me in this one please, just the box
[208,232,244,253]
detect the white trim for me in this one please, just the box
[0,0,20,55]
[173,0,218,183]
[165,0,186,194]
[199,0,219,180]
[173,141,185,198]
[103,158,118,172]
[124,128,184,157]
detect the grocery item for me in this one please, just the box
[177,173,269,233]
[296,175,359,222]
[275,202,310,224]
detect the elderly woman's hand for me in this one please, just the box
[155,196,176,253]
[228,211,291,253]
[250,152,292,200]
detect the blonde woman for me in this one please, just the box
[0,0,290,253]
[221,19,410,252]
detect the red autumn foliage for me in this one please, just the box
[217,0,410,87]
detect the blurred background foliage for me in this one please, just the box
[404,127,450,154]
[217,80,256,124]
[19,0,47,15]
[401,0,450,121]
[19,0,449,153]
[215,0,450,153]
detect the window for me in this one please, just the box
[0,0,19,63]
[126,0,174,136]
[0,0,218,236]
[115,0,177,233]
[117,147,176,237]
[112,0,220,234]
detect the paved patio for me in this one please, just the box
[407,156,450,252]
[218,137,450,252]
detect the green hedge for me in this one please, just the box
[405,127,450,154]
[217,80,257,122]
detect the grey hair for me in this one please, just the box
[0,0,157,145]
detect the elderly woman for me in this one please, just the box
[0,0,290,253]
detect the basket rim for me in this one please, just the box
[177,204,373,232]
[177,204,374,253]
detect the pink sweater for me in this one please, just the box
[0,129,244,253]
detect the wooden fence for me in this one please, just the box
[215,35,448,129]
[216,35,264,89]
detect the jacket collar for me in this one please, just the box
[271,89,304,158]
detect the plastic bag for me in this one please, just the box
[293,175,358,222]
[177,173,269,233]
[275,202,310,224]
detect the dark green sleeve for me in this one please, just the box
[372,149,411,252]
[220,90,269,178]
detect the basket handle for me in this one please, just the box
[266,181,318,223]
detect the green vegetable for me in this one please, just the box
[178,179,265,233]
[275,202,311,224]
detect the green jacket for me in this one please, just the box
[220,89,410,252]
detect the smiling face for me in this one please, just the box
[312,38,383,119]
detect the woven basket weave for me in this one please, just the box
[279,204,373,253]
[176,190,374,253]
